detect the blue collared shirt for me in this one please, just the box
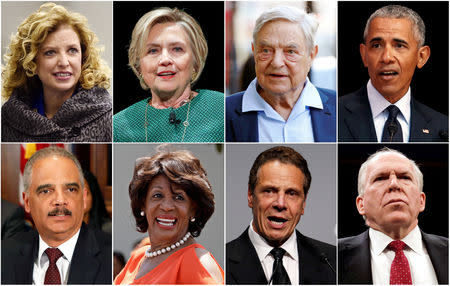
[242,78,323,142]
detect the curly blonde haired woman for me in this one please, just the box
[1,2,112,142]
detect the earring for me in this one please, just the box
[190,217,196,222]
[140,211,145,216]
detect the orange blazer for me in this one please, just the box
[114,243,223,285]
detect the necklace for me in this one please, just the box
[144,92,193,142]
[145,232,191,258]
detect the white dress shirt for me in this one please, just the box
[242,77,324,142]
[366,80,411,142]
[33,229,80,285]
[369,226,438,285]
[248,221,299,285]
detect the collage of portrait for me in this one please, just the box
[0,1,448,285]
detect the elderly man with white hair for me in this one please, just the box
[338,148,448,284]
[226,5,336,142]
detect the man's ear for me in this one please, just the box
[310,45,318,61]
[83,187,87,210]
[416,45,430,69]
[419,192,426,213]
[248,188,254,208]
[360,43,368,67]
[300,198,306,215]
[356,196,365,216]
[23,191,31,213]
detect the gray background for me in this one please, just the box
[114,144,224,268]
[226,144,336,245]
[1,1,113,90]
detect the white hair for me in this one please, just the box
[357,147,423,197]
[252,5,318,53]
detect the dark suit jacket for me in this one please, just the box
[226,87,336,142]
[338,230,449,284]
[338,87,449,142]
[1,223,112,284]
[226,228,336,284]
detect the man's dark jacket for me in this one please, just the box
[2,223,112,284]
[338,230,448,284]
[227,228,336,284]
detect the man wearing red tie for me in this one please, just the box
[1,147,111,284]
[338,148,448,284]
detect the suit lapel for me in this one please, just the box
[15,231,39,284]
[422,231,449,284]
[410,99,435,141]
[231,97,259,142]
[227,228,267,284]
[342,88,378,141]
[297,231,320,284]
[67,224,101,284]
[311,91,334,142]
[339,230,373,284]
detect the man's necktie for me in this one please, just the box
[382,105,403,142]
[388,240,412,285]
[270,248,291,285]
[44,248,63,285]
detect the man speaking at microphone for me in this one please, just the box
[226,146,336,284]
[339,5,448,142]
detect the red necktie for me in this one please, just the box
[388,240,412,285]
[44,248,63,284]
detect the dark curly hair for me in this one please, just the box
[129,147,214,237]
[248,146,312,196]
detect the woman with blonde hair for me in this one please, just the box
[113,7,224,142]
[1,2,112,142]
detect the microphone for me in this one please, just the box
[387,121,398,142]
[169,111,181,125]
[320,253,336,274]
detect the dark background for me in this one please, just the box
[338,1,449,115]
[338,143,448,238]
[113,1,224,114]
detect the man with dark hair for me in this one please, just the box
[226,146,335,284]
[2,147,111,284]
[339,5,448,142]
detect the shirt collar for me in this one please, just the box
[248,220,298,262]
[367,80,411,124]
[242,77,323,115]
[369,225,423,256]
[37,228,81,268]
